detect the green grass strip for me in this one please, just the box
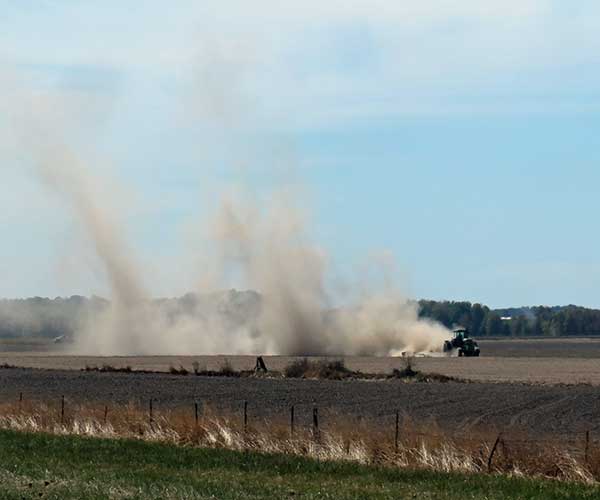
[0,429,597,499]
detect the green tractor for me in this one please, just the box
[443,328,480,357]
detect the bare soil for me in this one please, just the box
[1,337,600,440]
[2,366,600,439]
[478,337,600,358]
[1,352,600,384]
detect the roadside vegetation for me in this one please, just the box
[0,429,598,499]
[81,357,463,383]
[0,398,597,489]
[284,357,463,382]
[284,358,355,379]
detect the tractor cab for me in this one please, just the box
[452,328,467,342]
[443,328,480,357]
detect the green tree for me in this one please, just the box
[485,313,504,336]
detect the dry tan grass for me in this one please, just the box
[0,399,596,484]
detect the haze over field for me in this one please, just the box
[0,73,449,356]
[4,6,600,500]
[2,2,600,353]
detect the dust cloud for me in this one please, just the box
[1,77,156,354]
[1,71,449,356]
[207,194,449,355]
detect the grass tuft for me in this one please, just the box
[284,358,354,380]
[168,365,189,376]
[219,358,235,376]
[84,364,132,373]
[392,356,419,378]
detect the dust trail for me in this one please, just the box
[1,74,155,355]
[1,71,449,356]
[207,193,449,355]
[28,145,149,355]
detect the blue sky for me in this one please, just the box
[1,1,600,307]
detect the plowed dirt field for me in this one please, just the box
[2,338,600,439]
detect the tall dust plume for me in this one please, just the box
[1,75,159,354]
[1,71,449,356]
[208,194,449,355]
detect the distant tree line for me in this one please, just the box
[418,300,600,337]
[2,295,600,339]
[0,291,259,339]
[0,296,107,339]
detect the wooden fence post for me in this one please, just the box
[487,434,502,473]
[18,392,22,411]
[195,402,199,426]
[60,395,65,424]
[395,411,399,453]
[149,398,153,423]
[313,406,319,439]
[243,401,248,433]
[290,405,295,438]
[585,430,590,464]
[104,405,108,425]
